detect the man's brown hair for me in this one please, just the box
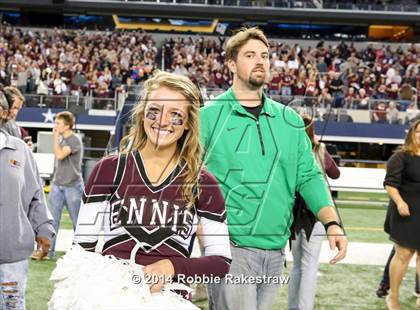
[56,111,75,129]
[225,27,269,61]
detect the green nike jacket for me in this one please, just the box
[200,88,333,249]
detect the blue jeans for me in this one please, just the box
[47,182,83,257]
[0,259,29,310]
[288,222,324,310]
[207,243,285,310]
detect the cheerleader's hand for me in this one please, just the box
[143,259,175,293]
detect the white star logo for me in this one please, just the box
[42,108,56,123]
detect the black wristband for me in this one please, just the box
[324,220,343,231]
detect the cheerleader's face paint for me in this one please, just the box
[143,87,189,150]
[145,108,184,126]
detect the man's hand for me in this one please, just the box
[326,225,347,264]
[143,259,175,293]
[53,126,60,139]
[52,127,60,141]
[36,237,51,258]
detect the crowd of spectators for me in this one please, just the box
[0,25,419,123]
[270,41,419,111]
[0,25,157,100]
[268,40,419,124]
[161,36,229,92]
[163,36,418,111]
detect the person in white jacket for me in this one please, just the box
[0,91,55,310]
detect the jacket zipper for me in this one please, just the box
[255,120,265,156]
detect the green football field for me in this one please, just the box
[27,192,418,309]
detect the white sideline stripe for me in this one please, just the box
[54,229,416,267]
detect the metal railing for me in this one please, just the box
[202,93,419,124]
[23,90,418,125]
[203,91,417,110]
[125,84,143,103]
[274,96,416,110]
[23,94,119,111]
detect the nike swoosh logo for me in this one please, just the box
[227,127,236,131]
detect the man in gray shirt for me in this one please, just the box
[47,111,83,258]
[0,91,55,309]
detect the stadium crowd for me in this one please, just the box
[0,25,157,99]
[0,25,419,121]
[163,35,419,122]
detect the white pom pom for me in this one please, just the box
[48,245,198,310]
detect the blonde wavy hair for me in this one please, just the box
[120,71,202,207]
[401,119,420,155]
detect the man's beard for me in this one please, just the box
[249,76,265,88]
[248,73,266,89]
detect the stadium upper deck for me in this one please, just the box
[111,0,420,12]
[0,0,418,25]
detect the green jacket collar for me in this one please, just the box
[226,88,276,118]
